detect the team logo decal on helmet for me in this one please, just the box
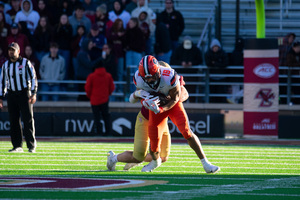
[139,55,159,78]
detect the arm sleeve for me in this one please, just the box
[27,60,38,94]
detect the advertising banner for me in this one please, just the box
[0,112,225,138]
[244,38,279,136]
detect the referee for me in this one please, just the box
[0,42,38,153]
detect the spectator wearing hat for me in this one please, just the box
[108,0,131,29]
[69,4,92,37]
[170,36,203,102]
[87,23,107,60]
[85,59,115,135]
[205,38,229,103]
[39,42,66,101]
[14,0,40,34]
[6,23,30,57]
[0,42,38,153]
[94,4,113,36]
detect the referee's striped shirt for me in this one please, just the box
[0,56,38,99]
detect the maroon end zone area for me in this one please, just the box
[0,136,299,145]
[0,177,129,189]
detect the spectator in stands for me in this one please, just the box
[59,0,74,18]
[69,4,92,37]
[76,38,103,101]
[24,45,40,79]
[33,16,53,61]
[137,8,150,49]
[227,37,244,104]
[39,42,66,101]
[0,11,9,53]
[131,0,155,55]
[85,59,115,136]
[106,18,126,90]
[87,23,107,60]
[159,0,184,51]
[6,0,20,22]
[94,4,113,36]
[6,23,30,57]
[0,46,7,67]
[37,0,54,26]
[108,0,131,29]
[279,32,296,66]
[102,43,118,81]
[14,0,40,34]
[46,0,61,26]
[71,25,86,80]
[154,15,172,63]
[0,2,12,25]
[83,0,97,22]
[205,38,229,103]
[124,17,145,75]
[286,41,300,104]
[170,36,203,102]
[53,14,73,79]
[125,0,137,13]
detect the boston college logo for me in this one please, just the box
[255,88,275,107]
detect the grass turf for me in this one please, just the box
[0,141,299,200]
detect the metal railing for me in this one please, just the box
[37,65,300,104]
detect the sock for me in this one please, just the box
[112,154,118,163]
[201,158,210,166]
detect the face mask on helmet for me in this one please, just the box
[145,72,160,89]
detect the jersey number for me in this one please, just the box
[162,70,171,76]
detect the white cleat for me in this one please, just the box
[203,163,220,174]
[141,158,161,172]
[107,151,116,171]
[123,163,141,171]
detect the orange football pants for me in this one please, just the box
[148,102,193,153]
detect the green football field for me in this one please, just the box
[0,139,299,200]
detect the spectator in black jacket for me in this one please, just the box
[53,14,73,79]
[159,0,184,51]
[170,36,202,102]
[205,38,228,103]
[154,15,172,63]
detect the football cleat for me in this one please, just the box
[141,158,161,172]
[123,163,141,171]
[203,163,220,174]
[107,151,116,171]
[28,148,36,153]
[8,147,23,153]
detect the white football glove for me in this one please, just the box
[134,90,151,99]
[143,96,161,114]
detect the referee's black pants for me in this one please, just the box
[7,90,36,149]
